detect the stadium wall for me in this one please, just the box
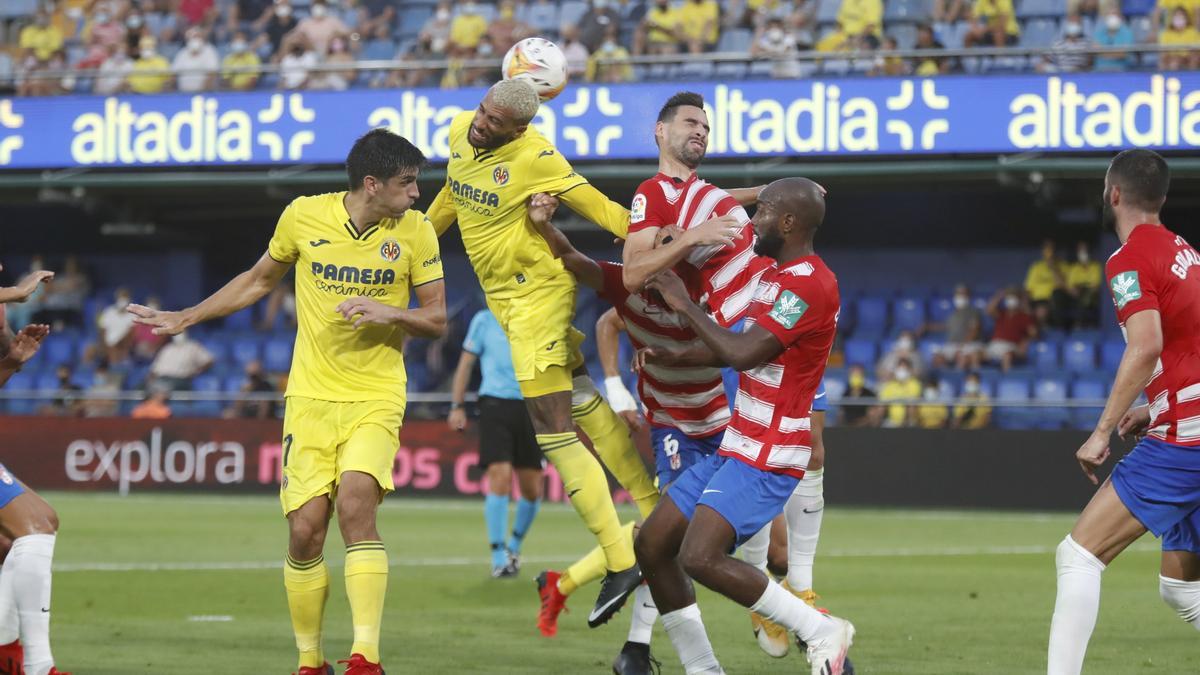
[2,418,1111,511]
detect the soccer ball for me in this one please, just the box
[502,37,568,102]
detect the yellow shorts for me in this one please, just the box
[485,275,586,398]
[279,396,404,515]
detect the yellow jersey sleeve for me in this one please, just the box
[558,183,630,240]
[268,202,300,263]
[523,145,588,196]
[409,214,444,287]
[425,184,457,236]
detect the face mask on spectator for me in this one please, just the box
[188,36,204,51]
[895,367,912,382]
[231,39,248,52]
[95,11,110,23]
[849,372,865,388]
[767,27,784,41]
[277,4,292,18]
[1004,295,1019,310]
[954,294,969,309]
[1173,13,1188,29]
[436,8,450,20]
[602,40,617,52]
[1064,22,1082,37]
[964,380,981,395]
[127,15,144,28]
[142,46,157,58]
[1078,249,1089,263]
[311,4,327,17]
[897,335,914,351]
[1105,14,1122,30]
[923,387,939,401]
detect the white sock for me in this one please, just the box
[1048,535,1106,675]
[0,561,15,645]
[1159,575,1200,628]
[661,604,723,674]
[10,534,57,675]
[750,578,835,643]
[785,468,824,590]
[627,584,658,645]
[740,523,770,573]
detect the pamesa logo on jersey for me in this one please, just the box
[380,238,401,262]
[493,165,510,186]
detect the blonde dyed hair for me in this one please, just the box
[487,79,541,124]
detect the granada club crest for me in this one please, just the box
[380,239,402,262]
[493,165,510,186]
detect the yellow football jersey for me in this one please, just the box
[426,111,629,299]
[267,192,443,405]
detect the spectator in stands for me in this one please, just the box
[487,0,534,55]
[310,35,356,90]
[586,25,634,82]
[636,0,681,54]
[841,364,884,427]
[879,357,921,428]
[579,0,623,52]
[256,0,298,60]
[279,36,318,89]
[149,331,214,391]
[788,0,819,49]
[913,23,951,75]
[177,0,218,32]
[35,255,88,329]
[1093,7,1136,71]
[816,21,854,51]
[952,372,992,429]
[132,297,169,362]
[47,0,82,43]
[964,0,1021,46]
[449,1,489,56]
[985,287,1037,371]
[839,0,883,37]
[387,35,437,88]
[128,36,172,94]
[561,24,591,79]
[1038,18,1094,72]
[1160,7,1200,70]
[751,17,802,77]
[221,32,262,90]
[38,365,83,417]
[877,329,925,382]
[916,376,949,429]
[224,359,278,419]
[131,384,172,419]
[933,0,969,24]
[79,4,126,69]
[677,0,721,53]
[124,11,151,59]
[144,0,182,44]
[83,359,122,417]
[19,11,65,78]
[356,0,397,41]
[97,287,135,366]
[1025,239,1070,329]
[420,1,454,55]
[289,1,350,57]
[227,0,275,40]
[1067,241,1103,328]
[173,27,220,92]
[930,283,984,370]
[872,35,908,75]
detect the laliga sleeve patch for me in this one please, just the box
[630,193,647,224]
[1110,271,1142,309]
[768,290,808,329]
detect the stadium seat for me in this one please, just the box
[918,338,942,365]
[1033,377,1070,429]
[41,334,76,367]
[927,297,954,324]
[717,28,754,52]
[843,339,878,368]
[892,297,926,332]
[891,22,919,49]
[4,372,35,414]
[852,296,889,338]
[0,0,37,19]
[677,61,715,79]
[1100,340,1124,371]
[1029,340,1060,370]
[361,38,397,61]
[817,0,842,23]
[200,338,231,364]
[885,0,933,22]
[224,375,246,392]
[192,374,224,417]
[995,377,1032,429]
[715,61,749,79]
[559,0,589,26]
[748,60,777,79]
[397,7,433,39]
[224,307,255,331]
[1021,18,1060,47]
[1063,339,1097,372]
[521,2,559,31]
[263,338,293,373]
[1017,0,1067,18]
[1070,378,1106,430]
[35,373,60,392]
[230,338,262,368]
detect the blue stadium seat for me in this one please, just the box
[224,375,246,392]
[230,338,262,368]
[892,297,926,332]
[995,377,1032,429]
[1017,0,1067,18]
[1063,339,1097,372]
[521,2,559,31]
[361,38,397,61]
[397,7,433,38]
[890,22,919,49]
[35,373,60,392]
[927,297,954,324]
[748,60,777,79]
[918,338,942,365]
[1070,378,1106,430]
[4,372,36,414]
[41,335,76,367]
[1021,18,1060,47]
[1030,340,1060,370]
[263,338,293,373]
[885,0,932,22]
[677,61,715,79]
[717,28,754,52]
[852,296,889,338]
[843,339,878,368]
[0,0,37,19]
[1101,340,1124,371]
[715,61,749,79]
[1033,377,1070,429]
[817,0,842,23]
[559,0,589,26]
[224,307,256,331]
[200,338,231,365]
[192,374,224,417]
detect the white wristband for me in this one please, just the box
[603,375,638,413]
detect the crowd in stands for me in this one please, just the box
[0,0,1195,96]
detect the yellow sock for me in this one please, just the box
[345,541,388,663]
[573,394,660,520]
[538,432,636,571]
[558,522,634,596]
[284,553,329,669]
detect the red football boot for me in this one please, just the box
[293,663,333,675]
[536,569,568,637]
[0,640,22,675]
[338,654,384,674]
[47,669,71,675]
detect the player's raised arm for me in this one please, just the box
[0,268,54,304]
[128,250,291,336]
[0,323,50,387]
[595,308,642,431]
[621,214,742,292]
[527,193,603,291]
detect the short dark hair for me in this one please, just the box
[1109,148,1169,212]
[657,92,705,124]
[345,128,426,191]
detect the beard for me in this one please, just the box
[753,228,784,258]
[672,137,705,168]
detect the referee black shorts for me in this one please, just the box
[478,395,544,470]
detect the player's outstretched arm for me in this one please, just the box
[596,308,642,431]
[128,252,291,335]
[621,215,742,292]
[648,271,782,372]
[725,186,765,207]
[1075,308,1162,484]
[336,279,447,338]
[528,193,604,291]
[555,182,631,240]
[0,323,49,388]
[0,269,54,304]
[447,348,477,432]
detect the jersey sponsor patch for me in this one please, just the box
[768,290,808,329]
[630,193,647,224]
[1111,271,1142,309]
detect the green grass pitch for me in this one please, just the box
[43,492,1193,674]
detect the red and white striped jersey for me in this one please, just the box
[1107,224,1200,446]
[719,256,839,478]
[597,261,730,438]
[630,173,770,327]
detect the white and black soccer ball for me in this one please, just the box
[501,37,568,102]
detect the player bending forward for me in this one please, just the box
[1048,150,1200,674]
[131,130,445,675]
